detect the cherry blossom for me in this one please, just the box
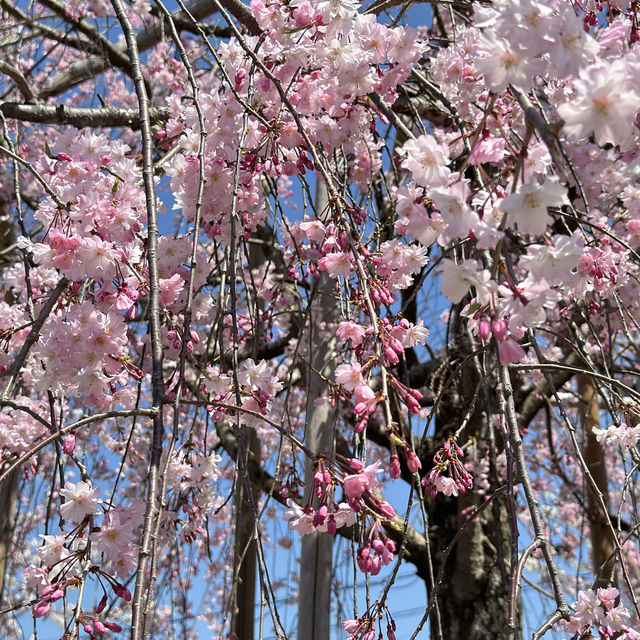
[58,481,102,523]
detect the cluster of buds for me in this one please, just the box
[32,580,67,618]
[81,586,127,635]
[81,613,123,638]
[284,458,356,536]
[421,437,473,498]
[353,390,381,433]
[378,319,407,366]
[342,458,395,520]
[388,376,422,415]
[367,276,395,306]
[387,424,422,480]
[357,521,396,575]
[343,604,398,640]
[473,311,525,366]
[309,459,344,535]
[166,327,199,355]
[278,465,305,501]
[388,449,422,479]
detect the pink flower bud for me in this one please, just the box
[406,395,420,414]
[389,454,401,479]
[62,434,76,455]
[407,451,422,473]
[96,594,108,614]
[375,499,396,519]
[478,318,491,341]
[354,419,367,433]
[384,346,399,364]
[343,619,359,634]
[114,585,132,602]
[104,621,123,632]
[41,584,56,598]
[491,318,509,342]
[32,600,51,618]
[313,505,328,526]
[93,619,106,633]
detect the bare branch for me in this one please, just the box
[0,62,36,102]
[40,0,237,99]
[0,102,169,128]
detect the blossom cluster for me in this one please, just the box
[561,588,639,639]
[422,438,473,498]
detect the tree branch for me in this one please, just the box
[0,102,169,128]
[39,0,243,99]
[0,62,36,102]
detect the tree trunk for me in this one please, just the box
[427,326,513,640]
[229,427,261,640]
[428,492,512,640]
[0,468,17,606]
[578,374,615,587]
[298,179,335,640]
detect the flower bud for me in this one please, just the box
[389,455,401,479]
[32,600,51,618]
[478,318,491,341]
[491,318,509,342]
[62,434,76,455]
[96,595,108,614]
[407,451,422,473]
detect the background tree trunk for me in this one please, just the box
[298,178,335,640]
[230,427,261,640]
[0,469,17,606]
[578,374,615,587]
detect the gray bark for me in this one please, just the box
[298,179,335,640]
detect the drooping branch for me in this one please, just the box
[108,2,166,639]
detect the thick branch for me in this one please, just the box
[0,102,169,128]
[0,62,36,102]
[39,0,248,99]
[37,0,139,88]
[516,352,582,429]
